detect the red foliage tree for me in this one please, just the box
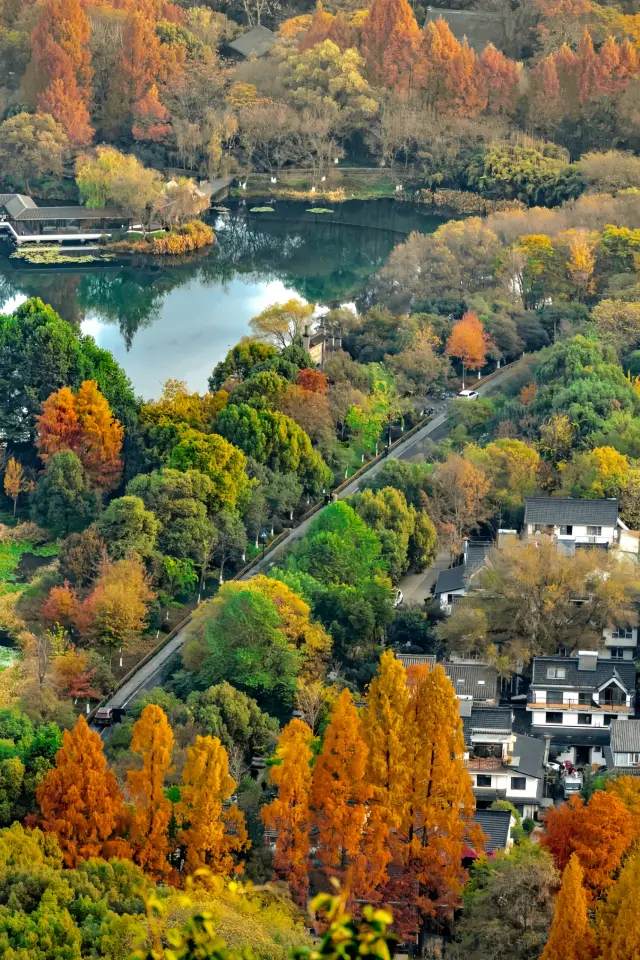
[297,368,328,394]
[132,84,171,142]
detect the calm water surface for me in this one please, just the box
[0,199,444,399]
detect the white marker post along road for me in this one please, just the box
[91,359,524,729]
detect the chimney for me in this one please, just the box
[578,651,598,672]
[302,325,311,353]
[457,696,473,718]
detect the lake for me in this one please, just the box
[0,199,444,399]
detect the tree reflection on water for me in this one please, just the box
[0,199,444,349]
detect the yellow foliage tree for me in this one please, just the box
[357,650,410,901]
[566,231,596,301]
[397,664,477,934]
[127,704,174,880]
[178,735,249,875]
[3,459,32,515]
[540,854,594,960]
[594,848,640,960]
[311,688,370,896]
[261,718,314,907]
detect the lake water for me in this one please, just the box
[0,199,444,400]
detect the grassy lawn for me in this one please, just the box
[0,541,59,585]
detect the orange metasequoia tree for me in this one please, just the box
[126,704,174,879]
[177,735,249,875]
[36,381,124,492]
[74,380,124,491]
[542,790,633,901]
[36,386,81,466]
[310,688,370,897]
[540,853,594,960]
[36,715,130,866]
[299,0,334,51]
[31,0,94,145]
[41,580,79,630]
[357,650,410,901]
[446,311,490,387]
[480,43,521,114]
[396,664,478,937]
[262,718,314,907]
[360,0,424,93]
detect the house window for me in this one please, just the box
[578,692,591,705]
[632,754,640,765]
[510,777,526,791]
[610,648,625,660]
[601,686,626,707]
[604,714,617,726]
[560,525,573,536]
[546,712,563,724]
[578,714,593,725]
[587,526,602,537]
[476,775,492,787]
[611,627,634,640]
[547,690,563,704]
[547,667,566,679]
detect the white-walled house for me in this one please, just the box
[527,652,636,767]
[464,731,545,821]
[605,719,640,773]
[523,497,623,549]
[600,625,638,661]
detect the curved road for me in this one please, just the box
[94,361,524,722]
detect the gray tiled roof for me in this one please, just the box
[434,565,466,595]
[13,205,122,221]
[469,706,513,731]
[471,809,511,851]
[435,540,491,596]
[465,540,492,569]
[227,24,276,58]
[397,654,436,669]
[610,719,640,754]
[4,194,37,218]
[463,706,513,742]
[443,662,499,701]
[0,193,122,221]
[524,497,618,527]
[531,657,635,692]
[510,734,545,779]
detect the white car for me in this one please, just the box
[393,589,403,608]
[458,389,479,400]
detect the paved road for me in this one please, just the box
[94,361,524,723]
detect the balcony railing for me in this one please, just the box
[528,700,630,712]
